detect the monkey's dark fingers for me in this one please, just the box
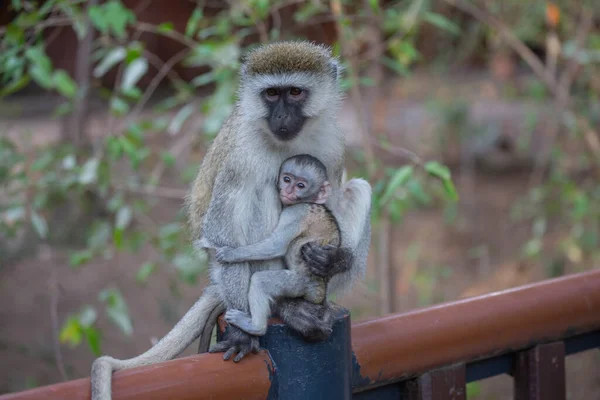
[209,341,232,353]
[301,243,328,264]
[233,347,250,363]
[223,346,239,361]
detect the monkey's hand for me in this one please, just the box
[215,246,238,263]
[301,242,344,278]
[209,325,260,363]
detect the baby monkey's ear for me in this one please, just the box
[314,181,332,204]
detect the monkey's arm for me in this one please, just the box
[214,206,306,263]
[319,178,372,294]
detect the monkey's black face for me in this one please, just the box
[263,86,308,141]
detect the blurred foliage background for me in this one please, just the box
[0,0,599,397]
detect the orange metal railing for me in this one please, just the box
[2,269,599,400]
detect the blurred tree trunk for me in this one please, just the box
[63,0,98,148]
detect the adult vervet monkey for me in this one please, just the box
[91,41,371,400]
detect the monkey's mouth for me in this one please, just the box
[271,126,302,142]
[280,195,297,205]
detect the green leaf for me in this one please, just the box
[78,306,98,328]
[124,42,144,64]
[380,55,410,76]
[69,249,94,267]
[424,161,458,201]
[113,228,124,249]
[423,12,461,35]
[59,317,82,347]
[190,71,215,87]
[89,1,136,38]
[110,96,129,116]
[83,326,102,356]
[58,2,88,39]
[121,58,148,91]
[93,47,126,78]
[99,288,133,336]
[359,76,376,87]
[11,0,22,11]
[523,238,542,258]
[79,158,100,184]
[28,62,54,89]
[14,10,41,29]
[136,262,156,284]
[4,23,24,44]
[185,8,203,37]
[160,151,176,167]
[88,6,109,33]
[368,0,380,12]
[0,75,31,97]
[3,206,26,225]
[31,211,48,239]
[407,179,431,205]
[380,166,414,206]
[532,218,546,237]
[442,179,459,202]
[424,161,451,181]
[168,103,195,135]
[157,22,174,33]
[53,70,77,98]
[115,206,132,230]
[31,152,54,171]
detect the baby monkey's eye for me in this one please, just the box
[297,182,305,189]
[283,176,291,183]
[289,87,302,96]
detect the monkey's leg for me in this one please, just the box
[227,270,309,336]
[208,262,261,362]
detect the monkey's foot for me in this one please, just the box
[224,309,266,336]
[276,299,334,342]
[209,326,260,363]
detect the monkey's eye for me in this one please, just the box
[297,182,305,189]
[265,88,279,98]
[283,176,291,183]
[289,87,302,96]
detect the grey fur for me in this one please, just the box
[216,175,369,336]
[212,158,369,337]
[90,41,371,400]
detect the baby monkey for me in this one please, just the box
[200,154,348,336]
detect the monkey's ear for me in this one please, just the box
[315,181,332,204]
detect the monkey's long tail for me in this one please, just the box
[91,285,224,400]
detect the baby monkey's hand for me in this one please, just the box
[215,246,237,263]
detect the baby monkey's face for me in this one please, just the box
[278,172,329,206]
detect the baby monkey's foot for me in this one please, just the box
[224,309,266,336]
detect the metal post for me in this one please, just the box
[216,304,353,400]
